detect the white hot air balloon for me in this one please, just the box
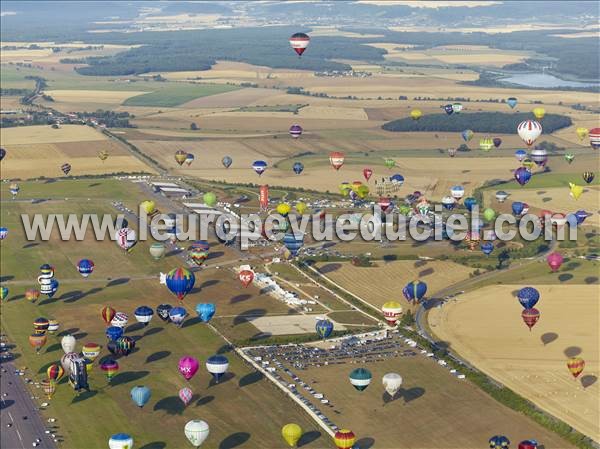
[517,120,542,146]
[61,334,76,354]
[108,433,134,449]
[111,312,128,328]
[185,420,210,447]
[450,185,465,201]
[60,352,78,375]
[382,372,403,398]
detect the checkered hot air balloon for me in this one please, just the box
[179,387,193,406]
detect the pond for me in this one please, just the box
[499,73,599,88]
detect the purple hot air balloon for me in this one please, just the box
[178,356,199,381]
[289,124,303,138]
[493,137,502,148]
[514,167,532,186]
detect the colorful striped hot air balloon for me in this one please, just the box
[521,308,540,331]
[349,368,372,391]
[567,357,585,379]
[188,240,210,266]
[101,358,119,381]
[289,124,303,138]
[381,301,402,326]
[165,267,195,300]
[174,150,187,166]
[329,152,345,170]
[82,343,101,361]
[479,137,494,152]
[582,171,595,184]
[101,305,116,325]
[29,333,47,353]
[589,127,600,149]
[60,163,72,176]
[289,32,310,57]
[252,160,268,176]
[333,429,356,449]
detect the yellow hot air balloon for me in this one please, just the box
[576,127,589,141]
[522,158,535,170]
[532,107,545,120]
[97,150,109,162]
[140,200,156,215]
[276,203,291,217]
[295,202,308,215]
[410,109,422,120]
[479,137,494,152]
[282,423,303,447]
[569,183,583,200]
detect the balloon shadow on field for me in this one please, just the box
[110,370,149,386]
[37,361,57,374]
[126,323,145,333]
[71,390,98,403]
[45,343,61,353]
[216,344,233,355]
[581,375,597,389]
[208,372,236,387]
[139,443,166,449]
[219,432,250,449]
[154,396,185,415]
[564,346,582,358]
[106,277,129,287]
[238,371,264,388]
[181,316,202,328]
[541,332,558,346]
[207,251,224,261]
[558,273,573,282]
[145,351,171,363]
[58,328,79,337]
[0,275,14,282]
[61,287,103,303]
[418,267,434,277]
[355,437,375,449]
[230,294,251,304]
[399,387,425,404]
[318,263,341,274]
[8,294,24,302]
[195,395,214,407]
[22,243,39,249]
[200,279,219,288]
[165,249,182,258]
[250,332,271,341]
[584,276,599,284]
[233,309,266,325]
[298,431,322,447]
[143,327,163,337]
[73,332,88,340]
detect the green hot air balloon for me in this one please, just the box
[349,368,372,391]
[203,192,217,208]
[483,208,496,222]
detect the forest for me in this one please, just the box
[382,112,572,134]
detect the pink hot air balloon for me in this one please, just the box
[178,356,199,381]
[179,387,194,406]
[547,252,564,272]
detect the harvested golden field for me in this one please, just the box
[44,89,148,104]
[428,284,600,441]
[309,26,384,38]
[315,260,475,309]
[1,124,109,145]
[0,95,22,110]
[0,43,134,64]
[181,87,278,108]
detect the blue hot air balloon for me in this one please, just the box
[481,242,494,256]
[463,197,477,212]
[390,173,404,185]
[0,227,8,240]
[222,156,233,169]
[168,306,187,327]
[283,232,304,257]
[165,267,195,300]
[575,210,589,224]
[443,104,454,115]
[315,319,334,339]
[514,149,527,162]
[517,287,540,309]
[130,385,151,408]
[195,303,216,323]
[512,201,525,216]
[156,304,173,322]
[105,326,124,341]
[109,433,133,449]
[507,97,518,109]
[134,306,154,326]
[403,280,427,303]
[514,167,532,186]
[252,160,268,176]
[206,355,229,383]
[76,259,95,278]
[292,162,304,175]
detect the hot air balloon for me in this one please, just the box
[188,240,210,266]
[447,148,457,158]
[101,306,116,326]
[0,148,6,160]
[61,335,76,354]
[76,259,94,278]
[329,151,345,170]
[517,120,542,146]
[514,167,532,186]
[582,171,595,184]
[185,420,210,447]
[569,183,583,200]
[441,196,455,210]
[511,202,525,216]
[410,109,422,120]
[106,326,123,341]
[464,231,480,250]
[149,242,166,260]
[289,32,310,57]
[9,182,20,199]
[518,440,538,449]
[115,227,136,251]
[47,364,64,382]
[530,148,548,166]
[108,433,133,449]
[515,149,527,162]
[29,333,47,353]
[130,385,151,408]
[0,286,8,301]
[174,150,187,166]
[403,280,427,303]
[0,227,7,240]
[168,306,187,327]
[185,153,195,167]
[289,124,303,138]
[450,185,465,200]
[381,301,402,326]
[133,305,153,326]
[443,104,454,115]
[179,387,194,406]
[239,269,254,287]
[521,158,535,171]
[507,97,517,109]
[40,379,56,400]
[33,317,49,334]
[532,107,545,120]
[489,435,511,448]
[98,150,109,162]
[82,343,101,361]
[140,200,156,216]
[575,127,588,141]
[463,197,477,212]
[252,160,268,176]
[157,304,173,322]
[495,191,509,203]
[292,162,304,175]
[196,303,216,323]
[23,288,40,303]
[206,355,229,383]
[481,242,494,256]
[295,202,308,215]
[517,287,540,309]
[522,308,540,331]
[283,232,304,257]
[567,357,585,379]
[564,153,575,164]
[349,368,372,391]
[179,356,200,381]
[479,137,494,152]
[363,168,373,181]
[277,203,291,218]
[452,102,463,113]
[493,137,502,148]
[166,267,195,300]
[316,319,333,339]
[461,129,474,142]
[384,158,396,169]
[111,312,128,328]
[222,156,232,168]
[334,429,356,449]
[282,423,302,448]
[483,208,496,221]
[382,372,403,398]
[546,252,563,272]
[61,163,72,176]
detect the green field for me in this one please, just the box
[122,83,240,107]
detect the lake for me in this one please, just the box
[499,73,599,88]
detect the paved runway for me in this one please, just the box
[1,346,57,449]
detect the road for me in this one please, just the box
[1,355,57,449]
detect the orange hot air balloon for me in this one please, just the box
[29,333,47,353]
[567,357,585,379]
[25,288,40,303]
[329,152,345,170]
[334,429,356,449]
[101,305,116,325]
